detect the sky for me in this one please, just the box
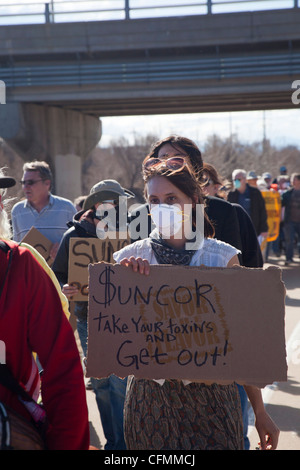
[0,1,296,23]
[99,108,300,149]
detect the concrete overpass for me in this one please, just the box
[1,6,300,197]
[2,8,300,115]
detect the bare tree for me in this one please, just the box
[108,133,159,202]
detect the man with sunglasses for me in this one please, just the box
[52,179,134,451]
[11,161,76,261]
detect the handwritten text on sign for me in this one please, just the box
[86,263,287,386]
[68,236,130,301]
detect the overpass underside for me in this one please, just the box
[44,75,298,116]
[1,8,299,198]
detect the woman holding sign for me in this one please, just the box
[113,138,279,451]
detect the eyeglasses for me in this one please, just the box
[20,179,44,186]
[143,156,186,172]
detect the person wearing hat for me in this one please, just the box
[52,179,134,450]
[262,172,272,190]
[280,166,287,176]
[82,179,135,212]
[246,170,258,188]
[0,169,89,449]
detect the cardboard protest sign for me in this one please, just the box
[86,263,287,387]
[21,227,53,266]
[68,236,130,301]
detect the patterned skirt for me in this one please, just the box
[124,377,244,450]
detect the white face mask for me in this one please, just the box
[150,204,183,237]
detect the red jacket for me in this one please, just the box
[0,241,89,450]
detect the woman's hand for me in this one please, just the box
[119,256,150,276]
[254,409,280,450]
[244,385,280,450]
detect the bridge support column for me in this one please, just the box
[54,154,83,202]
[0,103,102,200]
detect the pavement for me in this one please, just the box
[248,255,300,451]
[83,253,300,451]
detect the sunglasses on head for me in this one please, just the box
[143,156,186,172]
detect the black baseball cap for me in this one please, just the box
[0,176,16,188]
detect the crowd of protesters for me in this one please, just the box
[1,135,298,450]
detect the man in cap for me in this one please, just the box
[280,166,287,176]
[52,179,134,450]
[0,169,89,449]
[246,170,258,188]
[262,172,272,190]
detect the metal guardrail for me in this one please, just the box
[2,51,300,88]
[0,0,298,25]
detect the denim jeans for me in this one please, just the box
[283,221,300,261]
[91,375,127,450]
[237,384,250,450]
[76,312,127,450]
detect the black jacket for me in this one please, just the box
[227,184,268,236]
[204,196,242,251]
[232,203,263,267]
[281,188,298,223]
[205,196,263,267]
[52,210,97,287]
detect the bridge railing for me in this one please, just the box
[2,50,300,89]
[0,0,298,25]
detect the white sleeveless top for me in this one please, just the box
[113,236,239,268]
